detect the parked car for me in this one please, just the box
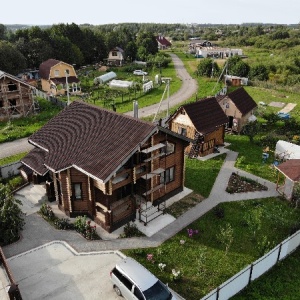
[110,257,177,300]
[133,70,148,76]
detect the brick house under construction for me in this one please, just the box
[167,97,228,158]
[20,101,190,232]
[0,70,36,121]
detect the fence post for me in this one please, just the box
[248,263,253,285]
[277,243,282,262]
[216,286,220,300]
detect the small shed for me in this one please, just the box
[275,140,300,161]
[275,159,300,200]
[94,71,117,85]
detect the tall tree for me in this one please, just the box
[0,183,25,246]
[136,31,158,56]
[0,41,27,74]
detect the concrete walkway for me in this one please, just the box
[3,150,279,258]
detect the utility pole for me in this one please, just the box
[65,69,70,106]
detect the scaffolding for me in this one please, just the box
[0,81,35,120]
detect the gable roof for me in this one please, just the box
[27,101,157,183]
[156,36,172,47]
[179,97,228,135]
[21,148,48,176]
[275,159,300,182]
[0,70,35,89]
[225,87,257,115]
[39,59,60,79]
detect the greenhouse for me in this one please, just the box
[109,80,134,89]
[93,71,117,85]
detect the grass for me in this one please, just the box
[122,197,300,299]
[0,98,62,143]
[232,247,300,300]
[185,154,226,198]
[225,134,278,183]
[0,152,28,166]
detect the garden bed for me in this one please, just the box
[226,172,268,194]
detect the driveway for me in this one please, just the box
[7,241,125,300]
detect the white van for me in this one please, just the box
[110,257,177,300]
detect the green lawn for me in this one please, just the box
[232,247,300,300]
[185,154,226,198]
[122,198,300,299]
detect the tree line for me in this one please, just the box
[0,23,160,75]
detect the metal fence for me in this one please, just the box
[35,90,67,108]
[201,229,300,300]
[0,161,22,179]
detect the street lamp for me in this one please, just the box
[65,69,70,106]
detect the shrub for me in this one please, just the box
[213,205,225,219]
[119,222,144,238]
[73,215,100,240]
[39,203,55,220]
[54,218,74,230]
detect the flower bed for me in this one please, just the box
[226,172,268,194]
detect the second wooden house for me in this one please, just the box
[20,101,190,232]
[39,59,81,96]
[167,97,228,158]
[216,87,257,133]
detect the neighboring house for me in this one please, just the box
[224,75,248,86]
[166,97,228,158]
[194,47,243,58]
[156,36,172,50]
[0,70,36,121]
[20,101,189,232]
[106,47,125,66]
[275,159,300,200]
[39,59,81,96]
[216,87,257,133]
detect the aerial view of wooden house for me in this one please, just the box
[106,47,125,66]
[216,87,257,133]
[20,101,189,232]
[156,36,172,50]
[39,59,81,96]
[0,70,36,121]
[167,97,228,158]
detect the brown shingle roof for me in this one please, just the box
[39,59,60,79]
[182,97,228,134]
[276,159,300,182]
[21,148,48,176]
[28,101,156,182]
[156,36,172,47]
[226,87,257,115]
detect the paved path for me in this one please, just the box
[0,137,34,159]
[3,150,279,258]
[125,53,198,118]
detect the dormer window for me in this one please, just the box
[178,127,187,136]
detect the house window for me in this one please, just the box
[161,141,175,155]
[112,51,118,56]
[72,183,82,200]
[178,127,187,136]
[54,70,60,77]
[160,167,175,184]
[0,100,3,108]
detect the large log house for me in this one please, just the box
[21,101,190,232]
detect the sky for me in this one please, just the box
[2,0,300,26]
